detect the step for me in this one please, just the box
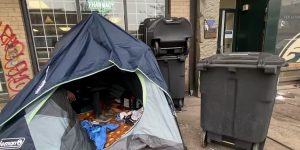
[279,67,300,84]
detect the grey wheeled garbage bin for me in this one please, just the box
[197,52,286,150]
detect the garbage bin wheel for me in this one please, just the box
[251,139,266,150]
[175,99,184,111]
[201,131,208,147]
[153,41,159,56]
[252,143,259,150]
[179,98,184,108]
[185,39,190,55]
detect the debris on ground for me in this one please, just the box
[276,91,296,103]
[275,95,286,103]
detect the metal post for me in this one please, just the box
[123,0,128,32]
[19,0,39,74]
[189,0,198,96]
[220,10,226,54]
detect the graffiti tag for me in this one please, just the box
[0,23,31,98]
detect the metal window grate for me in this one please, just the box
[0,62,9,100]
[27,0,78,70]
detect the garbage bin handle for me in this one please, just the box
[164,18,182,24]
[257,53,280,74]
[196,57,210,71]
[257,53,265,69]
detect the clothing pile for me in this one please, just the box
[81,120,118,150]
[79,107,144,149]
[116,107,143,125]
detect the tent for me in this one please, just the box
[0,13,184,149]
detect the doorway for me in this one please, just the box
[218,0,270,53]
[218,9,236,53]
[235,0,269,52]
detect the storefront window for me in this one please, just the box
[127,0,165,39]
[25,0,166,70]
[27,0,78,69]
[276,0,300,63]
[79,0,125,29]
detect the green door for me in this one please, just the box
[235,0,269,52]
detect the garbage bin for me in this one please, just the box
[142,17,192,109]
[197,52,286,150]
[157,55,186,108]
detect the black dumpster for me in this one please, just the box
[197,52,286,150]
[142,17,192,110]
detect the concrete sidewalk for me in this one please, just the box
[177,85,300,150]
[0,85,299,149]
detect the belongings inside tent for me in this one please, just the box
[0,13,184,150]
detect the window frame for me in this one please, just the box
[21,0,169,73]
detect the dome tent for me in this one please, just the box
[0,13,184,149]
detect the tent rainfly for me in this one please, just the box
[0,13,184,150]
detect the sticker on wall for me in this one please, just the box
[225,30,233,39]
[204,19,217,39]
[279,33,300,63]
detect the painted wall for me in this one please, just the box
[0,0,33,99]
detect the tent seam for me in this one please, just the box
[0,65,114,127]
[136,72,147,106]
[25,88,58,124]
[108,60,177,115]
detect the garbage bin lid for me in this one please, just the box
[197,52,287,70]
[149,17,192,42]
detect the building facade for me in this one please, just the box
[0,0,194,100]
[212,0,300,82]
[0,0,298,100]
[0,0,34,99]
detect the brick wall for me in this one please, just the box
[170,0,190,92]
[195,0,220,95]
[0,0,33,99]
[170,0,190,19]
[198,0,220,59]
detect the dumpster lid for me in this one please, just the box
[197,52,287,69]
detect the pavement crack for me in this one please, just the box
[267,136,294,150]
